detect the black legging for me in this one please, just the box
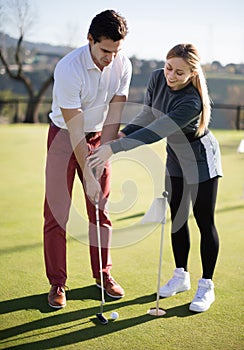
[165,176,219,279]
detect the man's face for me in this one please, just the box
[88,34,124,70]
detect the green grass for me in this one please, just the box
[0,125,243,349]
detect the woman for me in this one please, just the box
[89,43,223,312]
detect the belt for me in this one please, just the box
[50,122,100,141]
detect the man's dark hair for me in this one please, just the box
[88,9,128,43]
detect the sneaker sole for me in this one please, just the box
[159,287,191,298]
[96,283,125,299]
[189,304,211,312]
[189,299,214,312]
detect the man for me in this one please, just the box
[44,9,132,308]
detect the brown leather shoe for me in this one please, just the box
[48,285,66,308]
[96,276,125,299]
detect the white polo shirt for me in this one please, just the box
[49,44,132,132]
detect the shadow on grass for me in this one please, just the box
[1,203,243,256]
[0,286,195,349]
[0,285,104,316]
[115,212,145,221]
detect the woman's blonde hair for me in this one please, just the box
[166,44,211,136]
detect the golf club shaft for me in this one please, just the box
[95,201,105,313]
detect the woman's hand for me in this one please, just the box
[118,131,126,138]
[88,144,113,168]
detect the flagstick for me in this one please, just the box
[148,191,168,317]
[155,214,165,315]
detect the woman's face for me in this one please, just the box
[164,57,194,90]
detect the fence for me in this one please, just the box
[0,98,52,124]
[0,98,244,129]
[213,103,244,130]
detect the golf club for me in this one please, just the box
[95,200,108,325]
[148,191,168,316]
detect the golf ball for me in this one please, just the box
[110,311,119,320]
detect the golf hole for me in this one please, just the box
[147,308,166,316]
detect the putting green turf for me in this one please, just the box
[0,125,243,349]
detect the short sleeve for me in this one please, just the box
[115,56,132,97]
[53,60,82,109]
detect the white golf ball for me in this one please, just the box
[110,311,119,320]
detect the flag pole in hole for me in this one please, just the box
[141,191,168,316]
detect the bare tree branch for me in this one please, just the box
[15,34,23,76]
[0,2,4,33]
[0,0,54,122]
[37,74,54,100]
[3,0,35,38]
[0,49,17,79]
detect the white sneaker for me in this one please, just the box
[189,278,215,312]
[159,268,191,297]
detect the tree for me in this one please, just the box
[0,0,54,123]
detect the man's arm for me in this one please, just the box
[100,95,127,144]
[93,95,126,179]
[61,107,101,201]
[61,107,88,167]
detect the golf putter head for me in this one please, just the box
[96,312,108,325]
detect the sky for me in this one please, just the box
[2,0,244,65]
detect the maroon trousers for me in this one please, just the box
[43,123,112,286]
